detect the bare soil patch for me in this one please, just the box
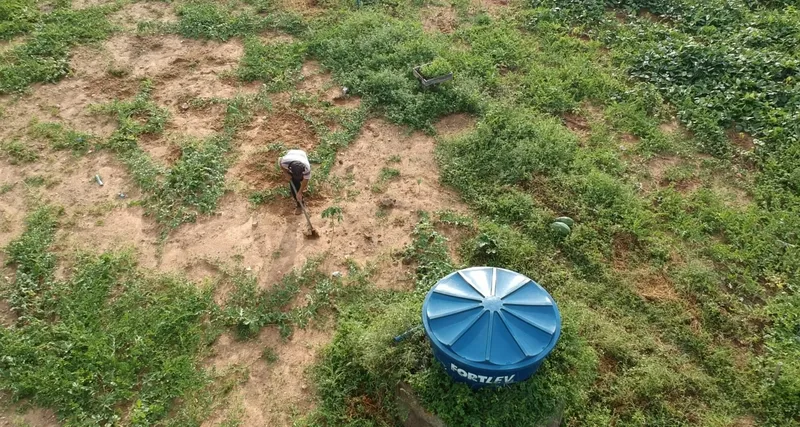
[297,61,361,108]
[304,119,468,289]
[732,416,757,427]
[598,353,618,375]
[638,9,672,25]
[0,78,123,144]
[203,327,329,427]
[712,179,753,209]
[1,34,250,147]
[613,242,679,302]
[422,5,458,34]
[659,119,681,135]
[137,133,183,166]
[471,0,511,17]
[0,37,25,55]
[562,112,590,139]
[643,156,681,188]
[256,112,318,152]
[727,129,755,152]
[74,34,258,140]
[159,194,275,281]
[185,259,221,286]
[634,272,679,302]
[562,104,604,142]
[0,403,58,427]
[165,102,228,140]
[70,0,106,9]
[57,204,161,270]
[618,132,640,151]
[259,32,297,44]
[0,150,161,271]
[0,300,15,327]
[229,144,284,191]
[277,0,325,16]
[110,1,178,32]
[435,113,476,138]
[0,166,27,255]
[100,34,247,84]
[230,111,319,190]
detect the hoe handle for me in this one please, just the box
[289,181,315,231]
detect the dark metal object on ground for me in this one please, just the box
[413,65,453,87]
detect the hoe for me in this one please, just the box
[290,181,320,239]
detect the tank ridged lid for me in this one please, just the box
[423,267,560,366]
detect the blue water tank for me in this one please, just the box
[422,267,561,387]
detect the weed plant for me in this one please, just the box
[28,120,94,153]
[0,139,38,164]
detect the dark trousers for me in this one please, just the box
[289,177,302,207]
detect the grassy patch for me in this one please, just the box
[371,167,401,193]
[220,258,348,339]
[28,120,95,153]
[0,206,219,425]
[138,0,305,38]
[308,11,482,128]
[304,214,597,426]
[0,6,116,93]
[0,205,352,425]
[237,37,306,91]
[0,182,16,194]
[0,139,38,164]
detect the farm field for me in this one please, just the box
[0,0,798,425]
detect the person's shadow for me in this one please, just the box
[268,203,300,281]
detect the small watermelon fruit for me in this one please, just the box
[550,221,571,236]
[554,216,574,227]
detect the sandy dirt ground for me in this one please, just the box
[0,3,475,422]
[0,403,58,427]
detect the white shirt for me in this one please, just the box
[279,150,312,180]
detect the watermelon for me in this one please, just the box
[550,221,571,236]
[554,216,574,227]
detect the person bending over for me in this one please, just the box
[278,149,311,213]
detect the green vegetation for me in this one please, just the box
[1,0,798,425]
[0,182,15,195]
[91,80,271,235]
[301,2,798,426]
[420,57,453,78]
[173,0,306,40]
[0,206,353,424]
[220,258,345,339]
[29,120,95,153]
[176,1,268,41]
[261,346,279,364]
[321,205,343,230]
[0,139,38,163]
[308,215,596,427]
[1,206,215,425]
[0,4,116,93]
[22,175,46,187]
[309,12,481,128]
[372,167,401,192]
[237,38,307,91]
